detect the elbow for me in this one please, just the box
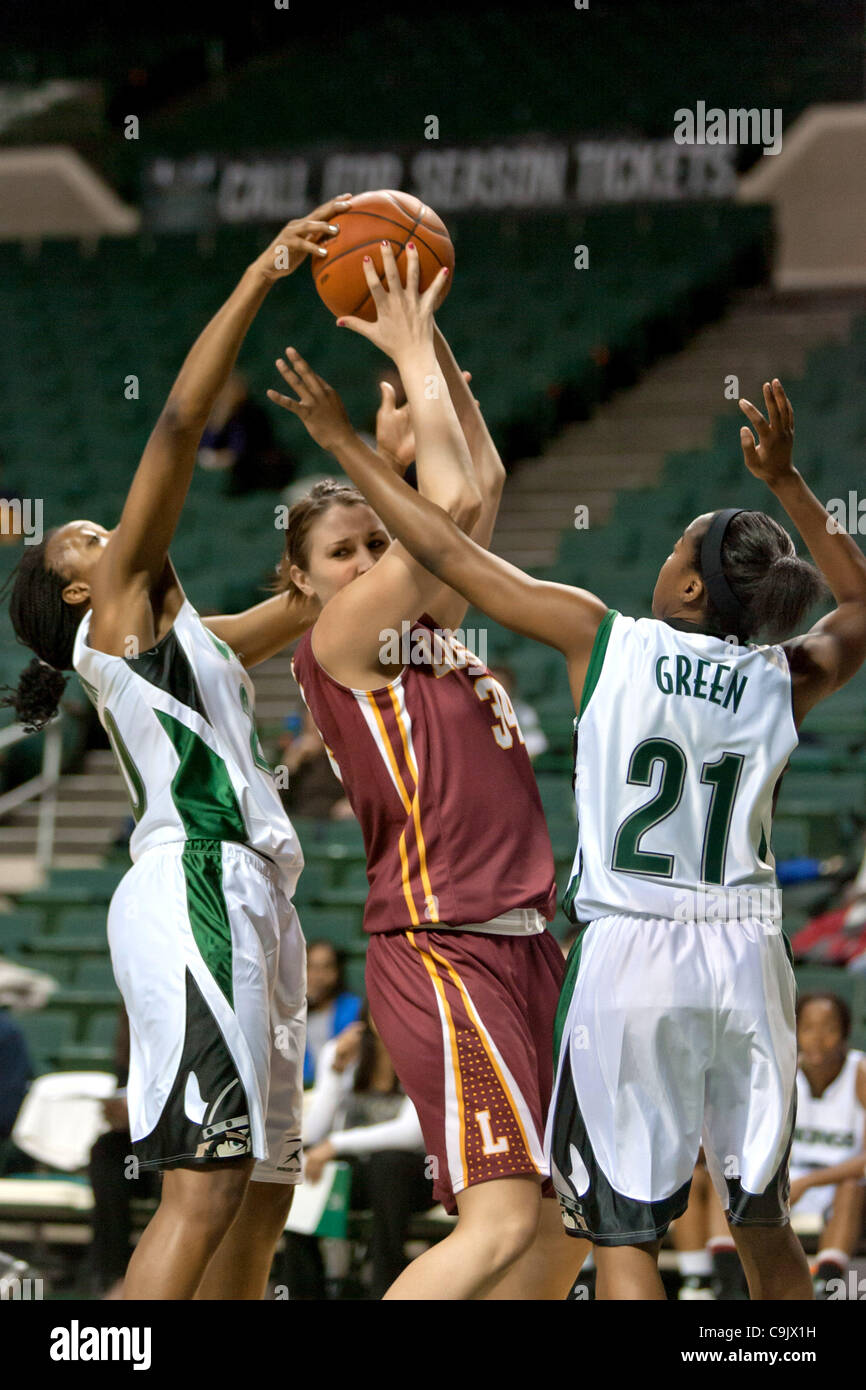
[159,399,208,438]
[444,485,483,535]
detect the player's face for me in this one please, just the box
[651,514,712,620]
[295,503,390,605]
[797,999,846,1068]
[46,521,112,602]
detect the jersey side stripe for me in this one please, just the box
[362,691,425,923]
[397,827,421,927]
[428,942,544,1172]
[360,691,413,813]
[407,931,468,1192]
[387,686,439,923]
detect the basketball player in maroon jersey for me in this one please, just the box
[269,244,587,1298]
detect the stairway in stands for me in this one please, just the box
[493,287,860,571]
[0,287,861,873]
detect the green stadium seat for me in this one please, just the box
[16,1011,78,1070]
[297,905,365,949]
[74,959,118,991]
[0,911,44,955]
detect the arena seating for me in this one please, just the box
[4,232,866,1073]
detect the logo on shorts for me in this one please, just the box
[559,1195,589,1233]
[195,1114,252,1161]
[274,1137,302,1176]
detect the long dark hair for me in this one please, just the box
[694,510,825,643]
[273,478,369,597]
[0,531,85,731]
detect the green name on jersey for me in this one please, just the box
[654,655,748,712]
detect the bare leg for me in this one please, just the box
[483,1196,589,1299]
[194,1180,295,1300]
[728,1221,813,1300]
[382,1175,542,1300]
[595,1239,665,1299]
[123,1159,253,1300]
[820,1180,865,1258]
[672,1164,710,1253]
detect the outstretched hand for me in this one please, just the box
[254,195,352,281]
[336,241,449,363]
[376,369,473,476]
[738,379,796,486]
[267,348,355,455]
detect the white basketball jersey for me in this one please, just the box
[565,611,798,924]
[72,598,303,897]
[793,1051,866,1171]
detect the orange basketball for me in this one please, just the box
[311,189,454,322]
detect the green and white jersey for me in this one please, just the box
[564,610,798,925]
[72,598,303,896]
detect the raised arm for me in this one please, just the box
[270,356,605,713]
[268,244,485,689]
[739,380,866,725]
[372,331,506,632]
[91,199,350,638]
[203,590,319,669]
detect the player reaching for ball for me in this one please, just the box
[1,200,352,1299]
[271,264,866,1298]
[268,242,588,1300]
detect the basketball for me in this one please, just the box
[311,189,455,321]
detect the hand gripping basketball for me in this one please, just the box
[335,242,450,364]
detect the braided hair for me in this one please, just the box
[0,530,87,732]
[693,510,826,644]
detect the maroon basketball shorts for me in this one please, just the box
[365,927,566,1213]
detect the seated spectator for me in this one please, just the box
[87,1010,159,1298]
[197,370,296,495]
[790,992,866,1298]
[0,1007,33,1175]
[791,837,866,966]
[277,709,354,822]
[282,1011,431,1299]
[303,941,362,1088]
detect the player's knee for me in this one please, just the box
[163,1165,250,1240]
[478,1205,540,1272]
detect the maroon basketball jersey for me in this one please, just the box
[291,616,556,934]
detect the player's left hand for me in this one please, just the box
[268,349,355,454]
[738,379,796,487]
[304,1140,336,1184]
[336,242,449,363]
[375,380,415,475]
[375,369,473,474]
[254,195,353,281]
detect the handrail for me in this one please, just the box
[0,719,63,871]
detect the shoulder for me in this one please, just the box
[854,1054,866,1105]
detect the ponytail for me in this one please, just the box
[695,510,826,643]
[0,532,83,732]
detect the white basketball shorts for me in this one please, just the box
[546,914,797,1244]
[107,838,306,1183]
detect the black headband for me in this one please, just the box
[700,508,746,637]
